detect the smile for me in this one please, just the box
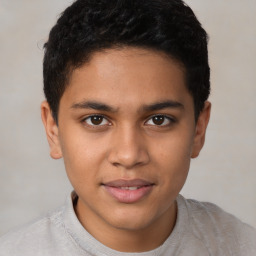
[102,179,154,203]
[119,186,142,190]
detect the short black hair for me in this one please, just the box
[43,0,210,122]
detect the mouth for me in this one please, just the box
[102,179,154,203]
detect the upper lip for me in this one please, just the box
[103,179,154,187]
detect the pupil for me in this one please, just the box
[91,116,103,125]
[153,116,164,125]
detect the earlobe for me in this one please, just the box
[191,101,211,158]
[41,101,63,159]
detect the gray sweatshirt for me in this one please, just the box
[0,192,255,256]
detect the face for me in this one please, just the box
[41,47,210,250]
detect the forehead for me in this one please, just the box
[60,47,191,110]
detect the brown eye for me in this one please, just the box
[152,115,165,125]
[145,115,174,126]
[91,116,103,125]
[84,115,109,126]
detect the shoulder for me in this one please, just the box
[179,196,256,254]
[0,206,68,255]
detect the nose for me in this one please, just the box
[107,125,150,169]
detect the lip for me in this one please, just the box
[102,179,154,203]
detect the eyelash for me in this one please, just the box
[81,114,176,128]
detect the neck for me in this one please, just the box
[75,199,177,252]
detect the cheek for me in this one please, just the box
[152,132,193,188]
[59,129,108,184]
[153,132,193,164]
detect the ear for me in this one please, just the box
[191,101,211,158]
[41,101,62,159]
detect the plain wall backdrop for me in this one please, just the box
[0,0,255,236]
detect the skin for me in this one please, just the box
[41,47,211,252]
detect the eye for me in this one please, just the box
[83,115,110,126]
[145,115,174,126]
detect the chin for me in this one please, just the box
[106,207,157,231]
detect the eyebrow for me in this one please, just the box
[71,100,118,112]
[70,100,183,113]
[141,100,184,112]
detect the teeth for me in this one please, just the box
[120,186,139,190]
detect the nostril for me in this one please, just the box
[107,130,150,168]
[108,149,150,169]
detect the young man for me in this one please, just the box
[0,0,255,255]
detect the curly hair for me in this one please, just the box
[43,0,210,122]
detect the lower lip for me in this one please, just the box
[104,185,153,203]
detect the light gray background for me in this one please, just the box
[0,0,255,236]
